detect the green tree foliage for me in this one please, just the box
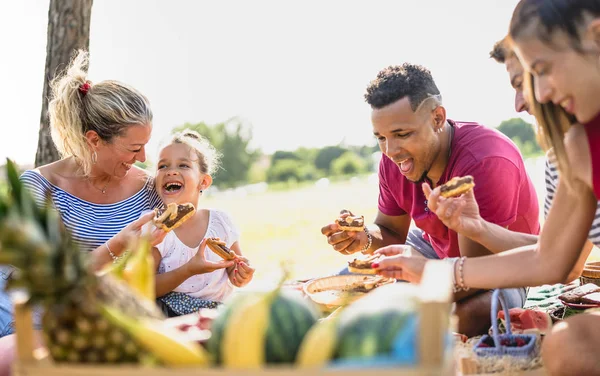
[314,146,346,172]
[173,118,260,188]
[497,118,543,157]
[331,152,368,176]
[266,159,318,183]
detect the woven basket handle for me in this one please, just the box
[490,289,512,347]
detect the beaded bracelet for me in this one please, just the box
[360,228,373,254]
[456,256,470,292]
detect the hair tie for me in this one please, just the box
[79,81,92,96]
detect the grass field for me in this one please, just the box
[203,157,600,290]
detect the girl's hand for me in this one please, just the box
[186,239,235,276]
[112,211,168,250]
[228,256,255,287]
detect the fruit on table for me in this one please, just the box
[0,160,166,364]
[101,305,210,366]
[333,283,420,361]
[207,288,320,368]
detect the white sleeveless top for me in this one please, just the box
[155,209,240,302]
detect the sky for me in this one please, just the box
[0,0,530,166]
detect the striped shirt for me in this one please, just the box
[20,170,162,252]
[544,157,600,246]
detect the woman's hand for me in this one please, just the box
[227,256,255,287]
[186,239,235,276]
[422,182,484,239]
[112,211,168,251]
[372,245,429,283]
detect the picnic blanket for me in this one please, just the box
[523,281,579,311]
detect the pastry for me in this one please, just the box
[439,176,475,198]
[153,202,195,232]
[206,237,236,261]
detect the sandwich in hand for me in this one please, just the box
[153,202,196,232]
[206,237,237,261]
[335,209,365,232]
[439,176,475,198]
[347,254,379,275]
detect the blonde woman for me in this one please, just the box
[0,50,166,375]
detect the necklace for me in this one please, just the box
[88,176,112,194]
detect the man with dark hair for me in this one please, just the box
[321,62,540,336]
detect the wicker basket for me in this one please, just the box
[579,261,600,287]
[473,290,538,359]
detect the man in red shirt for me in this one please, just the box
[321,63,540,336]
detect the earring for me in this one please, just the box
[91,151,98,164]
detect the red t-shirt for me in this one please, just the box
[378,120,540,259]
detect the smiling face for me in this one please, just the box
[513,25,600,123]
[155,143,211,205]
[93,123,152,178]
[505,55,530,114]
[372,97,444,183]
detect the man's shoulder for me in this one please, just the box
[452,120,523,161]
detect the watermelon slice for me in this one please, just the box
[497,308,552,335]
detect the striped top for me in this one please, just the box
[20,170,162,252]
[544,157,600,246]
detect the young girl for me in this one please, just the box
[373,1,600,374]
[151,130,255,317]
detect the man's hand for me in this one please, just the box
[422,182,485,239]
[372,245,429,283]
[320,211,367,255]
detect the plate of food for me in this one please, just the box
[558,283,600,310]
[303,274,396,312]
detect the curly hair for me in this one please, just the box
[364,63,441,111]
[164,129,221,176]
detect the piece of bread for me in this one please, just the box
[347,254,379,275]
[335,210,365,232]
[439,176,475,198]
[580,292,600,305]
[206,237,236,260]
[153,202,196,232]
[559,283,600,304]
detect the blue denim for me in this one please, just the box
[0,265,15,337]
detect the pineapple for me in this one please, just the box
[0,160,165,363]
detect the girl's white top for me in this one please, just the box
[155,209,240,302]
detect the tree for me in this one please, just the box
[35,0,93,167]
[331,152,367,176]
[497,117,542,157]
[173,118,260,188]
[314,145,346,172]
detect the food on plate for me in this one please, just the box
[581,292,600,305]
[206,237,236,260]
[347,254,379,275]
[335,210,365,231]
[153,202,196,232]
[559,283,600,304]
[439,175,475,198]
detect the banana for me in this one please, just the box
[296,314,339,367]
[121,236,155,301]
[221,293,273,369]
[100,305,211,366]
